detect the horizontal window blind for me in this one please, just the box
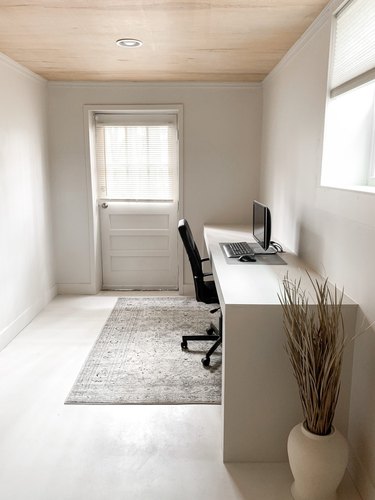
[331,0,375,97]
[95,113,177,201]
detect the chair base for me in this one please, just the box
[181,315,222,368]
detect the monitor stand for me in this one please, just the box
[250,243,277,255]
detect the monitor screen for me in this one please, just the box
[253,200,271,250]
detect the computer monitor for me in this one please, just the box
[253,200,271,251]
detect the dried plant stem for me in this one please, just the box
[279,272,346,436]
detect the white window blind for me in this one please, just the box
[331,0,375,97]
[95,113,178,201]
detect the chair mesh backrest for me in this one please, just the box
[178,219,203,280]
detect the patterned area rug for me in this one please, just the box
[65,297,221,405]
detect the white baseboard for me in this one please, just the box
[58,282,192,295]
[348,450,375,500]
[181,284,195,296]
[56,282,100,294]
[0,285,57,351]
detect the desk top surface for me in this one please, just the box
[204,224,355,307]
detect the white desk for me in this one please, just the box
[204,225,358,462]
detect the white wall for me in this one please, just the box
[47,83,262,292]
[261,6,375,499]
[0,54,55,350]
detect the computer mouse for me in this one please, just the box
[238,254,256,262]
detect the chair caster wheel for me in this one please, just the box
[202,357,210,367]
[206,328,214,335]
[181,341,188,350]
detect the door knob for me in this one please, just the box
[101,202,108,209]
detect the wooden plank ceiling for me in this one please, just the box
[0,0,330,82]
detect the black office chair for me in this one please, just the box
[178,218,222,367]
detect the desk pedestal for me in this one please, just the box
[222,303,355,462]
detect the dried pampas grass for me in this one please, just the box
[279,272,346,436]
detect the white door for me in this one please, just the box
[100,201,178,289]
[94,110,180,290]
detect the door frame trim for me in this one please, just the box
[83,104,184,293]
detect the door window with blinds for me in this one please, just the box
[321,0,375,191]
[95,114,178,201]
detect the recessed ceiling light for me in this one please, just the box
[116,38,143,48]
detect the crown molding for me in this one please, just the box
[0,51,46,84]
[47,80,262,90]
[263,0,345,86]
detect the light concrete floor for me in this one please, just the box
[0,294,362,500]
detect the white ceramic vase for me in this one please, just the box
[287,422,348,500]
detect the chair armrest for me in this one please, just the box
[194,273,213,280]
[200,257,212,279]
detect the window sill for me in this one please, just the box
[320,183,375,195]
